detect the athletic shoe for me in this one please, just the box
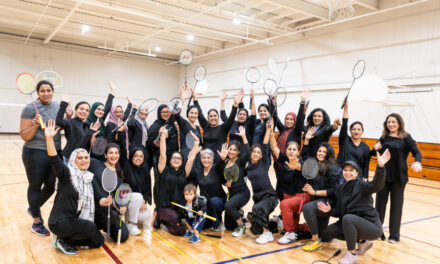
[31,222,50,236]
[296,230,312,241]
[152,211,161,230]
[232,225,246,237]
[378,233,386,241]
[302,240,323,252]
[388,238,399,244]
[189,235,200,243]
[184,230,194,238]
[357,240,373,255]
[278,232,297,245]
[211,224,223,232]
[27,208,44,224]
[338,251,358,264]
[53,235,58,249]
[56,238,79,255]
[256,231,274,244]
[127,223,141,236]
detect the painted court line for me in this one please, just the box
[200,234,250,264]
[407,182,440,191]
[102,243,123,264]
[153,230,199,264]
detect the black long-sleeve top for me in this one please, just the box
[246,144,275,193]
[190,161,226,200]
[275,153,306,195]
[127,115,152,166]
[220,109,256,145]
[303,108,337,155]
[376,134,422,184]
[85,93,114,139]
[274,103,305,146]
[48,155,106,226]
[194,100,237,153]
[56,101,95,159]
[218,143,250,196]
[157,166,188,207]
[336,118,371,180]
[329,167,386,223]
[173,114,201,158]
[105,103,134,144]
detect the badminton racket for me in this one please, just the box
[114,98,158,132]
[114,183,132,244]
[187,65,206,107]
[179,50,193,85]
[102,168,118,237]
[170,202,216,221]
[298,158,319,214]
[341,60,365,109]
[312,249,342,263]
[246,67,260,109]
[224,163,239,201]
[278,57,290,85]
[16,72,45,129]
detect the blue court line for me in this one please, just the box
[214,215,440,264]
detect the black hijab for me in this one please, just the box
[125,147,151,201]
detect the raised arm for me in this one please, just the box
[185,131,201,177]
[123,97,133,121]
[220,92,228,122]
[56,100,69,129]
[45,120,68,182]
[301,127,316,160]
[194,99,209,129]
[221,89,242,132]
[365,149,390,193]
[268,120,280,159]
[102,82,116,121]
[339,100,349,148]
[157,126,168,174]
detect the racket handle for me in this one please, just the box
[117,230,121,245]
[249,97,252,109]
[38,115,45,129]
[341,96,348,109]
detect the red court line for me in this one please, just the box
[102,243,123,264]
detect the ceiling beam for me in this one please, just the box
[265,0,330,21]
[43,0,83,44]
[353,0,379,10]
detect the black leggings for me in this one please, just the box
[22,147,60,218]
[302,199,332,241]
[95,206,129,243]
[327,214,382,250]
[49,218,104,248]
[224,189,250,230]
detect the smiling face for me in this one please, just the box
[94,104,105,118]
[313,111,324,126]
[188,108,198,123]
[285,114,295,129]
[250,146,262,163]
[343,164,358,181]
[285,142,299,159]
[258,106,269,119]
[114,106,123,119]
[170,152,183,169]
[201,153,213,168]
[75,151,90,171]
[227,144,240,160]
[131,150,144,167]
[37,84,54,104]
[386,116,399,134]
[350,124,363,139]
[208,110,219,126]
[75,103,90,121]
[105,147,120,165]
[160,107,170,121]
[316,146,327,162]
[237,110,248,123]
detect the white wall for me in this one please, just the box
[187,0,440,143]
[0,38,180,132]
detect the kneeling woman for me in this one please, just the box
[317,150,391,264]
[45,121,108,255]
[245,121,279,244]
[156,128,199,236]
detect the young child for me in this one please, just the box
[183,184,207,243]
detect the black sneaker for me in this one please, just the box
[56,238,79,255]
[31,222,50,236]
[378,233,386,241]
[27,208,44,224]
[296,230,312,240]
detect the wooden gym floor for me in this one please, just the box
[1,134,439,264]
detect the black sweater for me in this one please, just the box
[303,108,337,155]
[337,118,372,180]
[275,153,306,195]
[194,100,237,153]
[377,134,422,184]
[174,114,201,157]
[105,103,134,144]
[329,167,386,223]
[56,101,95,159]
[246,144,274,193]
[157,166,188,207]
[48,155,106,226]
[220,108,256,145]
[218,143,250,196]
[190,161,226,200]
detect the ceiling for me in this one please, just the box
[0,0,424,63]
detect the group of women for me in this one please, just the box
[20,80,422,264]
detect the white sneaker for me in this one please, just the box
[256,231,274,244]
[141,220,152,232]
[278,232,297,245]
[232,225,246,237]
[127,223,141,236]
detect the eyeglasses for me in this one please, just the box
[171,156,183,161]
[161,111,170,114]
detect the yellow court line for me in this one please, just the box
[199,234,251,264]
[152,231,199,264]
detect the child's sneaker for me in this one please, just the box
[189,235,200,243]
[184,230,194,238]
[232,225,246,237]
[302,240,323,252]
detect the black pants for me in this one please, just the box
[302,199,332,241]
[224,189,250,230]
[158,207,186,236]
[49,218,104,248]
[22,147,60,218]
[375,181,406,240]
[95,206,129,243]
[250,191,278,235]
[327,214,382,250]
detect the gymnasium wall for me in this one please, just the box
[0,38,180,133]
[186,0,440,143]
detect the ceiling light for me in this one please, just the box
[81,24,90,36]
[233,18,241,24]
[186,34,194,41]
[155,46,161,52]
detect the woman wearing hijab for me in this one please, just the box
[303,108,340,156]
[105,96,135,145]
[220,89,256,146]
[127,102,152,167]
[44,120,109,255]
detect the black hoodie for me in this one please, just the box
[125,147,152,203]
[303,108,337,155]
